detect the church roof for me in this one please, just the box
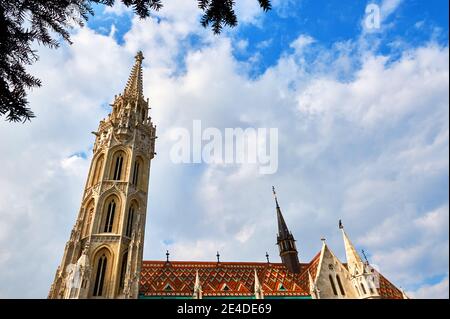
[139,254,404,299]
[139,260,312,298]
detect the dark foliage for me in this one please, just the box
[0,0,270,123]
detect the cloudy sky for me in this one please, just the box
[0,0,448,298]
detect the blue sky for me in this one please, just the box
[0,0,448,298]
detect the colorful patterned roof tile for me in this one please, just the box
[139,253,403,299]
[140,261,310,297]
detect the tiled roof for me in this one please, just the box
[140,261,311,297]
[378,274,404,299]
[139,254,403,299]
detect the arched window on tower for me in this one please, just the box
[103,200,116,233]
[126,205,135,237]
[329,274,338,296]
[111,152,125,180]
[336,274,346,296]
[119,251,128,292]
[93,254,108,297]
[91,154,104,186]
[132,161,140,186]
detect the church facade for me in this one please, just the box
[48,52,406,300]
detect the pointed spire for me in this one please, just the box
[272,186,290,237]
[308,270,319,299]
[254,269,264,299]
[340,222,364,276]
[123,51,144,98]
[193,270,203,299]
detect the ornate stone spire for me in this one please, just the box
[123,51,144,99]
[273,186,300,273]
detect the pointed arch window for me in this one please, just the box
[132,161,140,186]
[329,275,338,296]
[92,155,104,185]
[336,274,346,296]
[360,283,367,295]
[93,254,107,297]
[112,154,124,180]
[103,200,116,233]
[119,251,128,291]
[126,205,135,237]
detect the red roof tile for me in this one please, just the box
[140,261,310,297]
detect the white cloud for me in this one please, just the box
[409,275,449,299]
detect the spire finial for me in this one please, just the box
[166,250,170,263]
[135,50,144,63]
[362,249,370,265]
[272,186,279,208]
[216,251,220,263]
[265,252,270,263]
[339,219,344,229]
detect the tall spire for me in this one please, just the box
[272,186,290,238]
[123,51,144,98]
[273,186,300,273]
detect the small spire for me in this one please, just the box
[123,51,145,98]
[339,219,344,229]
[166,250,170,263]
[254,269,264,299]
[308,270,319,299]
[216,251,220,263]
[265,252,270,263]
[193,269,203,299]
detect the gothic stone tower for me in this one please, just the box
[48,51,156,299]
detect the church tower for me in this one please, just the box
[273,187,301,273]
[48,51,156,299]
